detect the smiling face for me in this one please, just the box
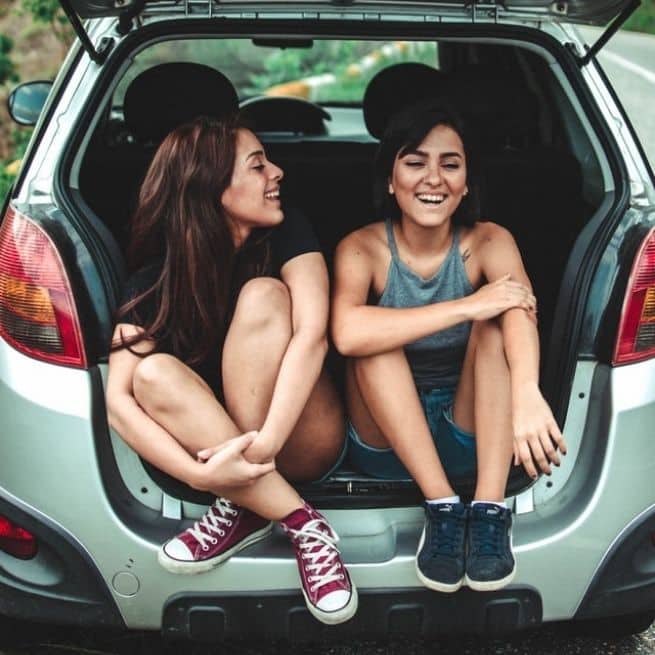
[220,128,284,246]
[389,123,468,230]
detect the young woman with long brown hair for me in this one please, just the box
[105,115,357,625]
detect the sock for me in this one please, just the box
[471,500,508,509]
[426,494,460,505]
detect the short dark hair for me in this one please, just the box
[373,100,479,226]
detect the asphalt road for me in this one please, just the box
[0,617,654,655]
[579,25,655,163]
[2,21,655,655]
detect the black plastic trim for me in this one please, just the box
[162,586,542,642]
[0,495,124,627]
[575,504,655,620]
[539,70,631,413]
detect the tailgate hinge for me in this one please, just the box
[464,0,506,23]
[59,0,114,64]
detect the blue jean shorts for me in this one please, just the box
[347,387,477,480]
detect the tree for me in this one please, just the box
[0,35,18,87]
[21,0,74,53]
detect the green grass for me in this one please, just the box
[1,127,32,205]
[624,0,655,34]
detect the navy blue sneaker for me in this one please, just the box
[465,503,516,591]
[415,501,467,593]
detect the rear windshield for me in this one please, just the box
[113,38,439,106]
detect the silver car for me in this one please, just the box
[2,0,655,641]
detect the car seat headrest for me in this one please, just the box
[123,63,239,143]
[363,63,447,139]
[239,96,331,136]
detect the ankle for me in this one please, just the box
[279,501,322,533]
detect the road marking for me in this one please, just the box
[600,49,655,86]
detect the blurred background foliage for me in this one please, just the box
[1,0,655,203]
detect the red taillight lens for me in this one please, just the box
[0,206,87,367]
[0,515,38,559]
[613,227,655,365]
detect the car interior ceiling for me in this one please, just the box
[79,40,597,368]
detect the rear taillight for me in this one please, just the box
[0,515,37,559]
[613,227,655,365]
[0,206,87,367]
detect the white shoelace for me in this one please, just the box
[186,498,238,551]
[289,519,344,592]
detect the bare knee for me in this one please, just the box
[232,277,291,334]
[352,348,405,385]
[471,319,504,355]
[133,353,188,411]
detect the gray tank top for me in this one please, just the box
[379,219,473,390]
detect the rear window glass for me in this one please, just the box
[113,38,439,106]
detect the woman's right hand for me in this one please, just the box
[464,274,536,321]
[194,432,275,490]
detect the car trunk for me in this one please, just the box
[67,18,620,513]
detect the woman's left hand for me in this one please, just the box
[512,384,568,479]
[243,432,277,465]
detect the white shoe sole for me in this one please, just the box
[158,522,274,575]
[414,527,464,593]
[302,581,359,625]
[465,564,517,592]
[465,519,516,592]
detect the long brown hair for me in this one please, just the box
[113,114,270,365]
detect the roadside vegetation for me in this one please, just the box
[1,0,655,204]
[624,0,655,34]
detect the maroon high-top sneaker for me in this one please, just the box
[280,502,358,625]
[158,497,273,574]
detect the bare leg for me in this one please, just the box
[133,352,302,519]
[133,277,344,518]
[132,278,307,520]
[222,278,345,482]
[452,319,514,503]
[347,349,455,499]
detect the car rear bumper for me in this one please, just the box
[2,338,655,632]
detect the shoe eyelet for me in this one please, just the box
[339,574,344,580]
[226,520,233,526]
[218,530,225,537]
[202,545,209,551]
[211,538,218,544]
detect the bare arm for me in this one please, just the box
[244,252,330,462]
[478,223,567,477]
[106,325,273,491]
[331,231,536,357]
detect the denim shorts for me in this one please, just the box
[347,387,477,480]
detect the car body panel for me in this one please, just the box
[63,0,637,25]
[3,329,655,628]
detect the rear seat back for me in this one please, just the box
[80,63,239,251]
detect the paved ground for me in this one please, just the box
[1,615,654,655]
[579,26,655,162]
